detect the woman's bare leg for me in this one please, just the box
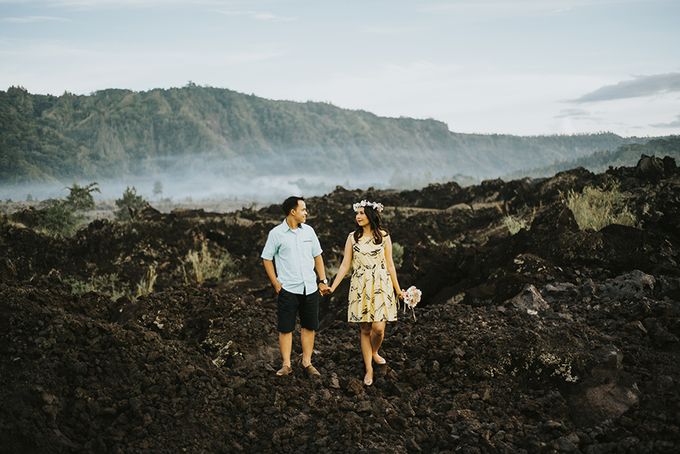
[359,323,373,385]
[370,321,386,364]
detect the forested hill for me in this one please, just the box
[1,85,646,184]
[508,136,680,178]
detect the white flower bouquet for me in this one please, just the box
[402,286,422,321]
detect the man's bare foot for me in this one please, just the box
[372,353,386,365]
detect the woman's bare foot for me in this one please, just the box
[363,369,373,386]
[372,353,386,365]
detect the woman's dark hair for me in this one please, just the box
[282,196,304,216]
[353,205,388,244]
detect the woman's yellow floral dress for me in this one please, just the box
[347,234,398,322]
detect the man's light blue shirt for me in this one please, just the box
[261,220,323,295]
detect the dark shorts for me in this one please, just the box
[277,288,319,333]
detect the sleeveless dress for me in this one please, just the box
[347,234,398,323]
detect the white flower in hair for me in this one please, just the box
[352,199,384,213]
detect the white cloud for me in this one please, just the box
[563,96,680,135]
[554,108,593,118]
[419,0,651,15]
[272,61,608,135]
[0,39,91,57]
[0,38,286,95]
[651,114,680,128]
[0,0,244,9]
[214,9,296,22]
[572,73,680,103]
[277,63,680,136]
[361,25,424,35]
[1,15,69,23]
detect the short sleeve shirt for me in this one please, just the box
[261,220,323,295]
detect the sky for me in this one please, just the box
[1,0,679,137]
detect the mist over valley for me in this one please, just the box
[0,85,658,207]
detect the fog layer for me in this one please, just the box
[1,151,468,204]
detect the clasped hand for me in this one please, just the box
[319,283,332,296]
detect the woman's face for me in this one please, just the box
[355,207,369,226]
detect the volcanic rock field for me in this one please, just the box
[1,156,679,453]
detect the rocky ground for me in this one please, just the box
[1,156,679,453]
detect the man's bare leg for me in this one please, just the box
[300,328,315,367]
[279,331,292,367]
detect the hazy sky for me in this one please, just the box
[1,0,679,136]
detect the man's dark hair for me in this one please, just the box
[282,196,304,216]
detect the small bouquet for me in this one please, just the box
[402,286,422,321]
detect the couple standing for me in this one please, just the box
[261,196,404,386]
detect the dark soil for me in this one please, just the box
[1,156,679,453]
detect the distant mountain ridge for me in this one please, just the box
[507,137,680,178]
[0,85,648,184]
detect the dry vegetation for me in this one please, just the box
[564,182,637,231]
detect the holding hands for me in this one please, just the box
[319,282,331,296]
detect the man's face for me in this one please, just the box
[291,200,308,224]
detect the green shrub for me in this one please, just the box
[65,273,128,301]
[11,181,100,236]
[65,269,158,301]
[565,182,637,231]
[37,199,80,236]
[115,186,147,221]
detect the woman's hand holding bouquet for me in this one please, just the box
[402,286,422,321]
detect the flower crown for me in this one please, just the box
[352,199,384,213]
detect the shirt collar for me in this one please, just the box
[281,219,305,232]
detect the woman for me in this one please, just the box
[330,200,404,386]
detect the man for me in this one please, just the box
[261,196,331,377]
